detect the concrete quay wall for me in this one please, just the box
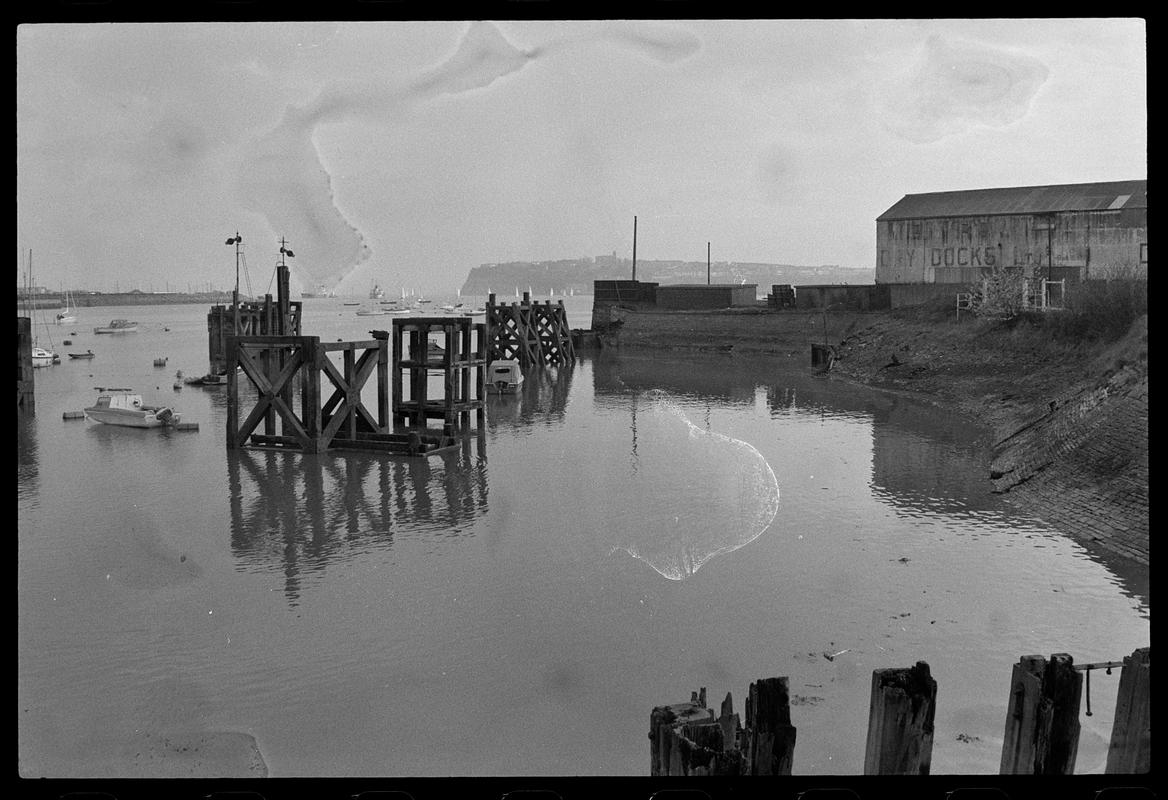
[594,304,875,355]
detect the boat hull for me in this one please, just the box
[83,408,178,428]
[32,347,58,367]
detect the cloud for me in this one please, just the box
[236,21,703,292]
[877,34,1050,144]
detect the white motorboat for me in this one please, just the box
[486,359,523,394]
[32,346,59,367]
[84,393,180,428]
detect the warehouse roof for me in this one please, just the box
[877,180,1147,221]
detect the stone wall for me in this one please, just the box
[990,363,1148,564]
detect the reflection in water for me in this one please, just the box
[227,437,488,605]
[767,382,1151,614]
[597,389,780,581]
[17,411,39,503]
[592,352,755,406]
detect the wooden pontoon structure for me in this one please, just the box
[484,291,575,370]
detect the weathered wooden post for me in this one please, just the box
[1036,653,1081,774]
[17,317,35,412]
[999,653,1081,774]
[1106,647,1150,773]
[745,677,796,775]
[863,661,936,775]
[226,333,239,449]
[1000,654,1046,773]
[649,688,715,776]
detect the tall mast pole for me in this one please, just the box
[226,232,242,334]
[632,215,637,282]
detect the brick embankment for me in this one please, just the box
[830,312,1148,565]
[989,363,1148,563]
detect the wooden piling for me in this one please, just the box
[999,653,1082,775]
[391,316,484,434]
[745,677,797,775]
[484,294,575,370]
[863,661,936,775]
[1000,655,1047,774]
[1035,653,1082,775]
[17,317,35,412]
[649,690,715,776]
[1106,647,1150,773]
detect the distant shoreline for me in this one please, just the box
[18,292,244,309]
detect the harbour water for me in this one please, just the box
[18,296,1149,777]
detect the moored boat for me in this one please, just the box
[486,359,524,394]
[68,350,95,360]
[32,346,60,367]
[55,291,77,325]
[83,392,180,428]
[184,372,229,386]
[94,319,139,334]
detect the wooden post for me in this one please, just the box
[648,689,720,776]
[999,653,1082,775]
[302,341,321,449]
[1035,653,1081,775]
[1106,647,1150,773]
[225,334,239,448]
[1000,655,1047,774]
[343,348,356,441]
[17,317,35,412]
[745,677,796,775]
[375,331,389,432]
[863,661,936,775]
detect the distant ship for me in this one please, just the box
[302,284,335,298]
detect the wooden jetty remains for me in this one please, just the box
[207,256,301,377]
[651,647,1149,776]
[485,291,575,371]
[390,316,486,435]
[227,330,458,456]
[17,317,34,411]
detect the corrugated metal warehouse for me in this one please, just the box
[876,180,1147,285]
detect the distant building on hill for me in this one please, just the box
[876,180,1148,292]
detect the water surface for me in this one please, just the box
[18,298,1149,777]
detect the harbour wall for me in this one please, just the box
[593,304,874,356]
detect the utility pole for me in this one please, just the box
[632,215,637,282]
[707,242,711,285]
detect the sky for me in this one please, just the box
[16,18,1147,296]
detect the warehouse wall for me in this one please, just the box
[876,208,1147,284]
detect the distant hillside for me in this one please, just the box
[459,257,874,296]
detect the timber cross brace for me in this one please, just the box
[485,293,576,371]
[225,334,390,453]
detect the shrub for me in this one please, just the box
[969,268,1026,319]
[1046,264,1147,341]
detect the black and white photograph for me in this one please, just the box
[17,16,1147,797]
